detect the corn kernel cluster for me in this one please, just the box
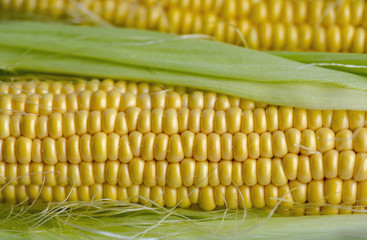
[0,78,364,214]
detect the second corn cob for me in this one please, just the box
[0,76,366,215]
[2,0,367,52]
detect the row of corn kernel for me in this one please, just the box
[1,179,366,212]
[2,152,367,189]
[2,0,364,26]
[0,107,365,138]
[2,128,367,164]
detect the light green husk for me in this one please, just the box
[2,21,367,110]
[271,51,367,77]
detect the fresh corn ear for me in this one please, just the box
[1,0,367,52]
[0,76,366,215]
[1,21,367,214]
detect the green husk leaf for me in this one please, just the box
[1,21,367,111]
[270,51,367,77]
[0,201,367,240]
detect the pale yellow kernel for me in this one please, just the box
[189,91,204,110]
[308,180,325,204]
[310,154,324,180]
[140,132,155,161]
[102,109,117,134]
[227,107,242,134]
[80,134,93,161]
[166,92,181,109]
[66,135,80,164]
[357,181,367,205]
[189,108,201,133]
[198,186,216,210]
[106,160,119,185]
[332,110,349,132]
[241,109,254,134]
[78,185,90,202]
[265,184,278,208]
[339,151,355,180]
[257,158,271,185]
[120,92,136,112]
[151,186,164,206]
[143,161,156,187]
[107,90,121,110]
[91,183,103,200]
[18,163,30,185]
[272,158,287,186]
[129,158,145,185]
[118,163,132,188]
[56,162,68,186]
[178,108,189,132]
[30,162,43,185]
[300,129,317,155]
[214,95,230,111]
[167,134,184,162]
[218,160,232,186]
[53,94,67,113]
[248,133,260,159]
[164,186,178,207]
[233,133,248,161]
[273,131,288,158]
[10,115,21,137]
[49,112,62,139]
[92,132,107,162]
[308,110,322,131]
[193,133,207,161]
[348,110,365,130]
[42,137,58,165]
[353,153,367,181]
[195,161,209,187]
[322,146,339,180]
[266,106,278,133]
[167,162,182,188]
[0,115,10,139]
[285,128,301,153]
[56,137,67,162]
[137,93,151,109]
[22,114,37,139]
[75,110,88,135]
[213,110,226,134]
[136,109,151,134]
[201,109,215,134]
[220,133,233,160]
[354,128,367,152]
[36,115,48,139]
[180,158,195,187]
[253,108,267,134]
[66,92,78,112]
[164,108,179,135]
[15,136,32,164]
[342,179,357,204]
[126,107,141,132]
[316,128,335,153]
[289,180,307,203]
[115,112,128,135]
[68,164,82,187]
[282,153,298,180]
[279,107,293,131]
[156,160,168,186]
[129,131,143,157]
[25,94,39,114]
[154,133,169,161]
[44,164,57,187]
[298,155,312,183]
[293,108,307,131]
[325,178,342,204]
[260,132,273,158]
[335,130,353,151]
[251,184,265,208]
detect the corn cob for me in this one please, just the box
[0,76,365,215]
[1,0,367,52]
